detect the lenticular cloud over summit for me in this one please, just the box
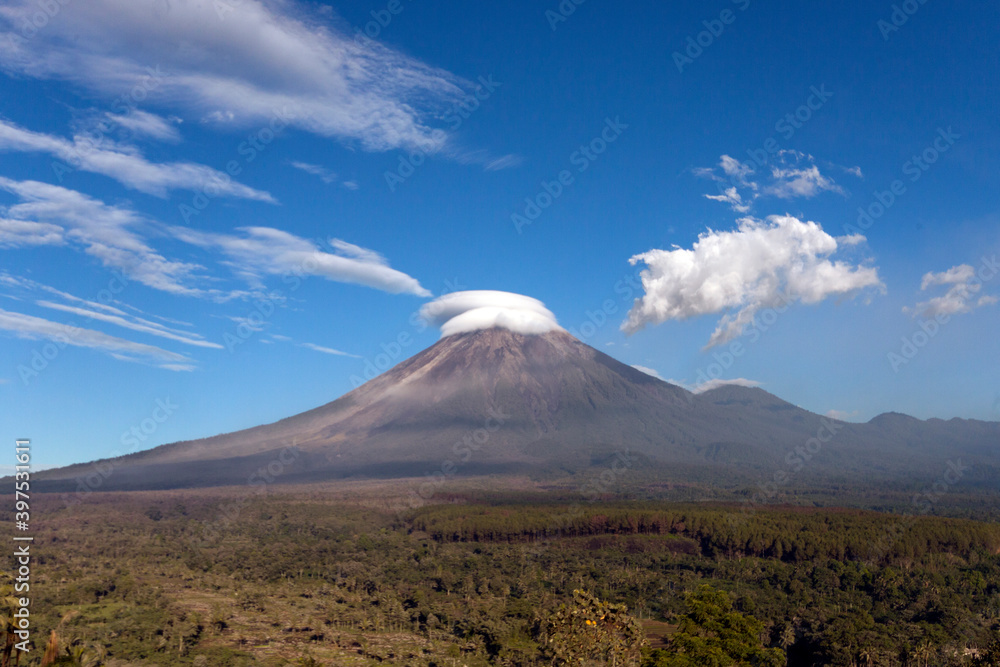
[421,291,562,337]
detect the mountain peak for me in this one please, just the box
[34,324,1000,492]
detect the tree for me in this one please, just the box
[536,589,646,666]
[0,574,21,667]
[643,585,784,667]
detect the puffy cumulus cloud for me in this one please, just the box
[692,377,761,394]
[420,291,562,338]
[622,215,884,347]
[171,226,430,296]
[906,261,999,318]
[0,0,468,152]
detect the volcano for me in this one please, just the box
[36,327,1000,491]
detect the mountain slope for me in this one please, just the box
[36,328,1000,491]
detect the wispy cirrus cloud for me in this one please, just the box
[299,342,359,357]
[622,215,884,347]
[35,300,222,349]
[171,226,431,296]
[289,161,338,184]
[107,109,182,143]
[0,0,471,153]
[0,307,194,370]
[0,178,430,299]
[0,118,272,200]
[0,216,65,247]
[0,177,207,296]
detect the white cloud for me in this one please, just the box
[631,365,664,380]
[341,180,359,191]
[704,187,751,213]
[692,377,762,394]
[484,154,524,171]
[227,315,267,332]
[36,300,222,349]
[171,226,430,296]
[110,110,182,143]
[907,263,998,318]
[0,217,65,247]
[0,0,470,152]
[697,152,846,212]
[299,342,359,357]
[0,179,425,299]
[0,177,206,296]
[719,155,756,188]
[765,165,844,199]
[0,118,272,200]
[0,307,193,370]
[421,290,562,337]
[622,215,884,347]
[921,264,975,289]
[825,409,860,422]
[290,161,337,184]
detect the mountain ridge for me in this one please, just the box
[33,328,1000,492]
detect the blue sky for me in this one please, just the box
[1,0,998,468]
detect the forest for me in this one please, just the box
[5,480,1000,666]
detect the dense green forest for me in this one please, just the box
[6,482,1000,666]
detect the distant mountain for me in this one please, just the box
[35,328,1000,491]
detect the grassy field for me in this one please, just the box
[8,477,1000,666]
